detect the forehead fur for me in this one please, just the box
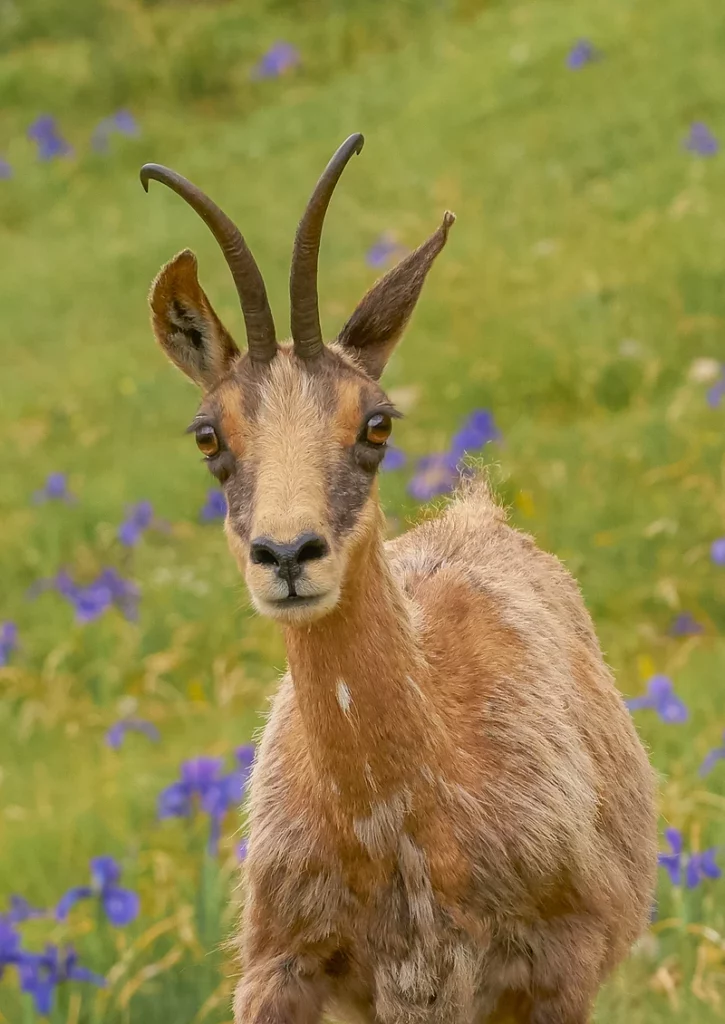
[202,344,388,440]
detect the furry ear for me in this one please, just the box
[149,249,240,389]
[336,212,455,380]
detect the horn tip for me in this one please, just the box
[139,164,153,192]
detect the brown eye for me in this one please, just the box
[365,413,392,447]
[195,424,220,457]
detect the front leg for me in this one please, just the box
[234,952,329,1024]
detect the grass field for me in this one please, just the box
[2,0,725,1019]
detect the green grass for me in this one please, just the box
[2,0,725,1019]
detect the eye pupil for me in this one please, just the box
[195,425,220,457]
[365,413,392,446]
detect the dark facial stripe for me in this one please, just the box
[225,455,258,545]
[326,443,378,539]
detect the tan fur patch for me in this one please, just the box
[250,357,333,545]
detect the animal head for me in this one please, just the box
[142,134,454,624]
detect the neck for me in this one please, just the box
[284,512,445,815]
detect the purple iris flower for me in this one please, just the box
[200,488,227,522]
[450,409,501,460]
[707,367,725,408]
[18,945,105,1015]
[366,233,407,269]
[625,675,688,723]
[408,452,460,501]
[381,445,407,471]
[566,39,600,70]
[27,116,73,161]
[159,749,255,854]
[251,41,301,80]
[91,109,140,153]
[0,917,21,978]
[32,471,74,504]
[158,757,223,820]
[32,568,140,623]
[235,744,255,781]
[684,122,719,158]
[0,158,12,179]
[659,828,721,888]
[56,856,139,927]
[701,731,725,777]
[99,568,140,620]
[105,718,160,750]
[686,850,723,888]
[658,827,684,884]
[203,773,245,855]
[711,538,725,566]
[118,500,154,546]
[182,757,225,794]
[158,780,192,819]
[668,612,704,637]
[7,896,47,924]
[0,622,18,666]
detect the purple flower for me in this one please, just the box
[201,772,243,817]
[668,612,704,637]
[238,838,249,861]
[35,568,140,623]
[700,731,725,777]
[27,116,73,161]
[235,744,255,781]
[182,757,224,794]
[18,945,105,1015]
[200,488,227,522]
[625,674,688,723]
[7,896,47,924]
[684,122,719,158]
[0,158,12,180]
[366,233,407,269]
[251,41,300,80]
[32,471,74,504]
[105,718,160,750]
[56,856,139,927]
[91,109,141,153]
[0,917,21,978]
[408,452,460,501]
[0,622,17,667]
[658,827,684,885]
[707,368,725,408]
[158,756,222,820]
[566,39,600,70]
[118,500,154,546]
[686,850,722,888]
[203,772,244,854]
[711,538,725,566]
[159,751,252,855]
[450,409,501,460]
[659,829,721,889]
[381,445,407,471]
[98,568,140,620]
[158,781,192,819]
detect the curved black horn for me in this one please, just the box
[290,134,364,361]
[140,164,277,364]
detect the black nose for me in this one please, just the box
[249,532,329,584]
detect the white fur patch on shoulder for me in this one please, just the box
[336,679,353,714]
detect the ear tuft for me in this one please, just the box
[336,212,455,380]
[149,249,240,389]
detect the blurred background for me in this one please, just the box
[2,0,725,1020]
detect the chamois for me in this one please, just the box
[141,134,658,1024]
